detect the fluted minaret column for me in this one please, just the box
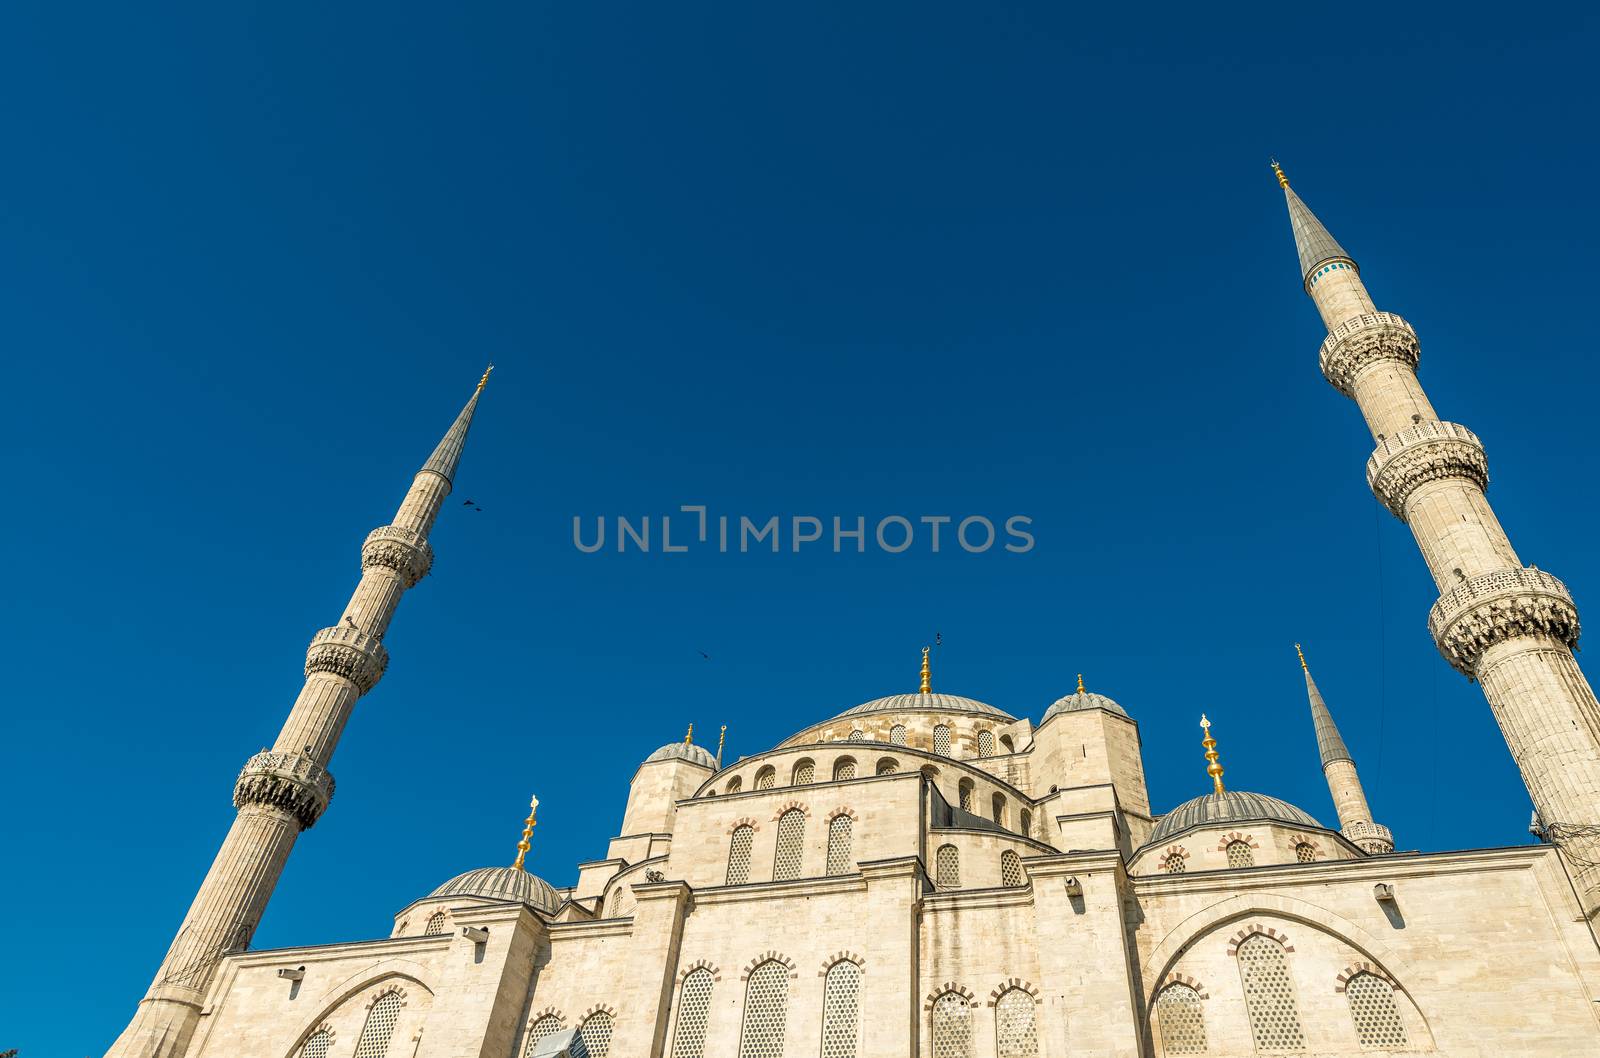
[1296,645,1393,854]
[1276,162,1600,914]
[105,369,491,1058]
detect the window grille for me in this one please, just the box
[1019,810,1031,837]
[933,725,952,756]
[774,808,806,880]
[353,992,402,1058]
[935,844,960,889]
[931,991,971,1058]
[738,960,790,1058]
[995,988,1038,1058]
[1346,973,1407,1049]
[301,1030,332,1058]
[727,776,743,794]
[876,758,898,775]
[423,911,447,935]
[1294,842,1315,863]
[890,724,907,745]
[848,730,864,742]
[1237,934,1305,1052]
[826,814,854,875]
[579,1011,614,1057]
[793,760,815,784]
[608,887,627,917]
[671,968,715,1058]
[834,759,857,781]
[727,825,754,885]
[820,959,860,1058]
[1155,983,1207,1054]
[1164,853,1185,874]
[977,730,995,757]
[525,1016,563,1057]
[1000,850,1024,887]
[1226,841,1254,868]
[755,767,776,790]
[958,781,974,811]
[992,794,1006,827]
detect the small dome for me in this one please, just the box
[645,741,718,768]
[1149,790,1321,845]
[429,866,560,913]
[1042,688,1127,720]
[831,693,1014,721]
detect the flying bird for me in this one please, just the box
[463,499,476,506]
[698,650,711,660]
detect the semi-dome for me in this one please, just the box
[644,741,717,768]
[1042,688,1127,720]
[830,692,1014,722]
[429,866,560,913]
[1149,790,1321,845]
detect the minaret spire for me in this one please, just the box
[106,372,492,1058]
[1277,166,1600,912]
[1199,714,1225,795]
[919,646,932,694]
[1295,644,1393,854]
[511,795,539,871]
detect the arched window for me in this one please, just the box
[826,814,854,875]
[920,764,940,780]
[933,724,952,756]
[930,991,972,1058]
[774,808,806,880]
[876,757,899,775]
[423,910,447,935]
[994,987,1038,1058]
[607,886,628,917]
[1226,840,1254,868]
[727,825,755,885]
[999,734,1014,753]
[579,1011,614,1057]
[834,758,857,781]
[1000,849,1025,887]
[848,729,864,742]
[1294,842,1316,863]
[755,766,776,790]
[301,1030,332,1058]
[739,959,791,1058]
[525,1016,564,1057]
[1237,934,1304,1052]
[935,844,960,889]
[1019,809,1032,837]
[976,730,995,757]
[793,759,815,784]
[890,724,907,746]
[991,793,1006,828]
[1346,972,1408,1049]
[1163,852,1186,875]
[1155,983,1207,1055]
[353,992,402,1058]
[671,967,715,1058]
[820,959,860,1058]
[726,775,743,794]
[958,779,975,811]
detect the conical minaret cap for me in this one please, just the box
[1276,164,1354,282]
[1297,644,1353,766]
[421,365,492,484]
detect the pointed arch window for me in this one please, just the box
[755,766,776,790]
[671,967,715,1058]
[579,1011,614,1057]
[739,959,791,1058]
[1237,934,1304,1052]
[301,1030,332,1058]
[876,757,899,775]
[727,825,755,885]
[423,910,447,935]
[834,758,857,781]
[848,729,864,742]
[1019,809,1032,837]
[931,991,972,1058]
[958,779,974,812]
[525,1016,564,1057]
[890,724,907,745]
[1000,849,1025,887]
[995,988,1038,1058]
[774,808,806,880]
[793,759,815,785]
[826,814,854,875]
[353,992,402,1058]
[1346,972,1408,1049]
[1226,840,1254,868]
[976,730,995,757]
[820,959,860,1058]
[726,775,743,794]
[991,793,1006,828]
[935,843,960,889]
[933,724,952,756]
[1155,983,1207,1054]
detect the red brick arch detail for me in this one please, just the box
[1334,961,1396,993]
[987,979,1041,1007]
[678,959,722,984]
[923,982,976,1010]
[529,1006,564,1025]
[581,1004,618,1021]
[740,950,799,981]
[364,983,407,1009]
[771,800,811,821]
[1216,831,1261,851]
[818,951,865,976]
[825,806,859,823]
[1164,845,1191,860]
[1158,972,1209,999]
[1288,834,1323,858]
[1227,924,1294,956]
[727,817,760,834]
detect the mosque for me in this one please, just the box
[103,168,1600,1057]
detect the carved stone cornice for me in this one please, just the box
[362,525,433,588]
[1340,821,1394,855]
[1430,567,1580,676]
[233,751,335,829]
[304,625,389,693]
[1366,420,1488,517]
[1319,311,1420,397]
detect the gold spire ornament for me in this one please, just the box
[684,723,694,745]
[475,363,495,394]
[1200,715,1226,795]
[920,646,932,694]
[511,794,539,871]
[1270,158,1290,189]
[1077,673,1086,695]
[716,724,727,768]
[1295,642,1308,671]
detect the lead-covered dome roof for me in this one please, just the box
[1150,790,1321,844]
[1042,689,1127,719]
[830,692,1014,721]
[645,741,717,768]
[429,866,560,913]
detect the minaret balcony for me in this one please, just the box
[1429,567,1580,676]
[304,625,390,693]
[1341,820,1394,854]
[362,524,434,587]
[1366,420,1488,517]
[233,750,336,828]
[1319,311,1420,397]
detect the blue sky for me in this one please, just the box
[3,3,1599,1052]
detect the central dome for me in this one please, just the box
[429,866,560,914]
[831,692,1014,721]
[1149,790,1321,844]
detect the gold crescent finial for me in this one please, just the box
[1200,715,1225,794]
[920,646,932,694]
[716,724,727,768]
[684,723,694,745]
[475,363,495,394]
[1295,643,1308,671]
[1077,673,1086,695]
[1270,158,1289,189]
[511,794,539,870]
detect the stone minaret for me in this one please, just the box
[106,369,492,1058]
[1296,644,1393,854]
[1276,162,1600,912]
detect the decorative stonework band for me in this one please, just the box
[1366,421,1488,517]
[234,751,335,828]
[361,525,433,588]
[1341,821,1394,855]
[1429,567,1580,676]
[304,625,390,693]
[1319,311,1420,397]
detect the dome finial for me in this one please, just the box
[1270,158,1289,189]
[716,723,727,768]
[1077,673,1086,695]
[476,362,494,394]
[511,794,538,871]
[684,722,694,745]
[1295,642,1308,671]
[920,646,931,694]
[1200,714,1226,794]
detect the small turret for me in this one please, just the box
[1297,645,1393,854]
